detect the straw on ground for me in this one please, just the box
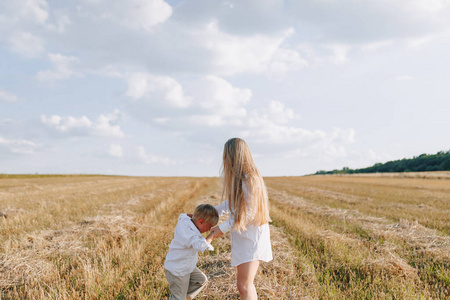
[1,173,449,299]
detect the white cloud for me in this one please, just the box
[0,0,49,25]
[29,1,303,77]
[109,144,123,158]
[124,72,191,108]
[407,35,436,48]
[360,40,393,51]
[3,0,449,79]
[122,75,253,129]
[287,0,450,45]
[326,44,351,65]
[124,72,357,159]
[366,149,395,163]
[122,74,355,160]
[186,114,226,127]
[44,10,71,33]
[94,110,125,138]
[41,110,125,138]
[257,101,298,125]
[20,0,49,24]
[239,101,304,144]
[193,75,252,117]
[396,75,413,81]
[2,0,449,176]
[273,127,357,166]
[199,100,356,159]
[314,148,396,171]
[0,136,40,154]
[37,53,81,81]
[121,73,254,127]
[238,120,358,172]
[200,23,300,75]
[9,32,44,58]
[0,1,301,78]
[0,89,18,102]
[137,146,176,165]
[41,115,91,131]
[81,0,172,31]
[243,115,325,145]
[173,0,288,36]
[329,127,355,144]
[0,1,49,50]
[414,0,447,13]
[269,47,308,74]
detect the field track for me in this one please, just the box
[1,173,449,299]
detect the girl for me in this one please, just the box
[211,138,272,300]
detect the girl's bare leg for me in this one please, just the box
[236,260,260,300]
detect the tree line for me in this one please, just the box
[315,150,450,175]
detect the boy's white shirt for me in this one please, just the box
[164,213,214,276]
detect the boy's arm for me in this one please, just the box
[187,233,214,253]
[205,232,214,244]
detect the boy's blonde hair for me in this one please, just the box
[221,137,271,232]
[192,204,219,225]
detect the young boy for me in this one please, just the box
[164,204,219,300]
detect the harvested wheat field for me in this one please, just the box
[0,173,449,299]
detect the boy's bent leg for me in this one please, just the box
[186,267,208,300]
[165,269,190,300]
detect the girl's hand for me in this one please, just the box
[211,226,223,239]
[187,213,193,218]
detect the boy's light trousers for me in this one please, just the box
[165,267,208,300]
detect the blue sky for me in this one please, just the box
[1,0,449,176]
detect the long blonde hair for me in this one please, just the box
[221,138,270,232]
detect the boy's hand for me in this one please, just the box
[205,231,215,244]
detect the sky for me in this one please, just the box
[1,0,450,177]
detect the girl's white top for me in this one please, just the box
[164,213,214,276]
[215,182,273,267]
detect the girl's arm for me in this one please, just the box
[206,229,222,242]
[217,218,232,233]
[210,226,224,239]
[214,199,230,216]
[214,199,233,233]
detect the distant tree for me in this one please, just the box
[313,150,450,175]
